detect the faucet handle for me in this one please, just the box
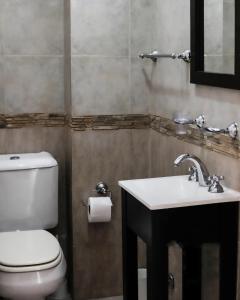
[208,175,224,193]
[188,166,198,182]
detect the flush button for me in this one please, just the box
[10,156,20,160]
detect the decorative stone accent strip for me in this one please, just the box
[70,115,151,131]
[0,113,66,128]
[151,115,240,159]
[0,113,239,159]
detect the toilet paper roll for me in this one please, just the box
[88,197,113,223]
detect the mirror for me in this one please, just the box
[190,0,240,90]
[204,0,235,74]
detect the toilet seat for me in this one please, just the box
[0,230,61,273]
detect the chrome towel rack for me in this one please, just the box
[139,50,191,63]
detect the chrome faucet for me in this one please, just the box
[174,154,210,187]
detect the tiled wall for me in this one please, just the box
[68,0,240,299]
[0,0,65,114]
[70,0,153,116]
[0,0,68,265]
[69,1,152,298]
[71,129,150,299]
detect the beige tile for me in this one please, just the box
[0,56,4,113]
[153,0,190,53]
[2,56,64,114]
[131,0,156,57]
[0,0,64,55]
[71,0,129,56]
[130,129,151,179]
[71,129,133,299]
[130,58,153,114]
[71,57,130,115]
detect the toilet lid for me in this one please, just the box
[0,230,60,267]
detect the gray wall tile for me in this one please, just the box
[0,56,4,113]
[71,129,132,299]
[2,56,64,114]
[131,0,155,57]
[71,57,130,115]
[130,58,154,114]
[0,0,64,55]
[71,0,129,56]
[153,0,190,52]
[71,128,151,299]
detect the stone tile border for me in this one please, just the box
[151,115,240,159]
[0,113,66,128]
[0,113,239,159]
[70,114,151,131]
[0,114,150,130]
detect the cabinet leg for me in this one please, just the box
[147,240,168,300]
[122,191,138,300]
[219,238,238,300]
[219,204,238,300]
[220,244,237,300]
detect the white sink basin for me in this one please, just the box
[118,175,240,210]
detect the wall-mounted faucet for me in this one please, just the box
[174,154,210,187]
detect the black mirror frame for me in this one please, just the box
[190,0,240,90]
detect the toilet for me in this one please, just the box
[0,152,67,300]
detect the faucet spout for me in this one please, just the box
[174,154,190,166]
[174,154,210,187]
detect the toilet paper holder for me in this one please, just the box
[83,182,112,206]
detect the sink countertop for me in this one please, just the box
[118,175,240,210]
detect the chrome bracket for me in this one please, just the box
[226,122,238,139]
[82,182,112,207]
[173,114,205,128]
[96,182,109,195]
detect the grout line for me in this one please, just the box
[2,54,64,58]
[70,54,129,59]
[128,0,132,114]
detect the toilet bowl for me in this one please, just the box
[0,230,66,300]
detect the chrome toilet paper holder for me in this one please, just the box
[83,182,112,206]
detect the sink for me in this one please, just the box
[118,175,240,210]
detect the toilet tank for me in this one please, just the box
[0,152,58,232]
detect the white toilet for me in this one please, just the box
[0,152,67,300]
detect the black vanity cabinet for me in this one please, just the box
[121,189,239,300]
